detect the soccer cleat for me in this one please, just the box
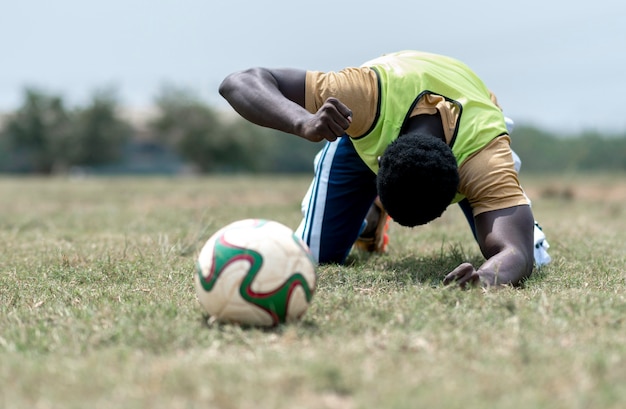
[354,197,391,253]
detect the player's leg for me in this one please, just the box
[354,196,391,253]
[296,136,377,264]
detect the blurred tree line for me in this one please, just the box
[510,125,626,172]
[1,87,625,175]
[0,86,321,175]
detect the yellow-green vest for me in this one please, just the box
[353,51,507,180]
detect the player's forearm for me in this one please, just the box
[477,248,533,287]
[219,68,311,136]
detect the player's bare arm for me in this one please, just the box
[444,204,535,288]
[219,67,352,143]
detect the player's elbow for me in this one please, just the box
[218,72,239,100]
[219,67,270,100]
[507,249,534,286]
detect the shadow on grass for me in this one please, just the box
[199,313,320,334]
[343,243,486,287]
[344,243,549,288]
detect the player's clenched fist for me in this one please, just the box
[299,97,352,142]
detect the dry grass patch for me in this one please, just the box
[1,173,625,409]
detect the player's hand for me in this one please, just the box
[300,97,352,142]
[443,262,481,289]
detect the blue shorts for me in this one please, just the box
[295,136,377,264]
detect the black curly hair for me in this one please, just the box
[377,133,459,227]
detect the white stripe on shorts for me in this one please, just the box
[295,139,340,262]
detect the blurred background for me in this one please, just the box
[1,0,624,175]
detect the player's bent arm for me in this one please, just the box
[219,68,352,142]
[219,67,309,134]
[473,205,535,286]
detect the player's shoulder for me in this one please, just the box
[458,135,530,213]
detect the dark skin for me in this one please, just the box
[219,67,535,288]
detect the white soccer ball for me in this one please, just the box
[195,218,317,327]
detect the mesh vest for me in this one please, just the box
[353,51,507,178]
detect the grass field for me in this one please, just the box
[1,173,625,409]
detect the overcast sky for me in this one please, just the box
[1,0,624,133]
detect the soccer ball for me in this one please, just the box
[195,218,317,327]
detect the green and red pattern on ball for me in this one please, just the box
[197,228,315,325]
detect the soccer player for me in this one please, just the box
[219,50,550,288]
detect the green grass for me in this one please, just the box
[1,173,625,409]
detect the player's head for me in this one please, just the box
[377,133,459,227]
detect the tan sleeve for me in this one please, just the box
[305,68,378,137]
[457,135,530,216]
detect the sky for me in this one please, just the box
[1,0,625,133]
